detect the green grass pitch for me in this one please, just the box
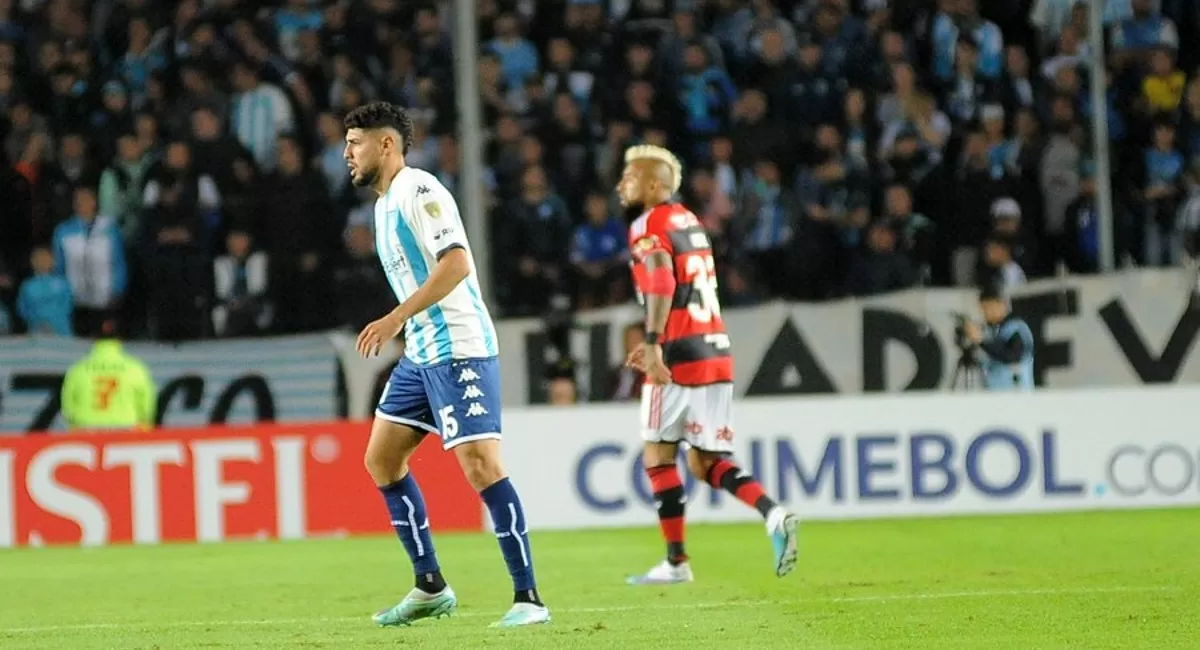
[1,509,1197,649]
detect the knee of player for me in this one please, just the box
[363,449,406,485]
[641,442,677,469]
[686,450,720,481]
[454,441,506,490]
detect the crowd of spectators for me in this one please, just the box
[2,0,1200,341]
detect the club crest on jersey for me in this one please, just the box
[424,201,442,218]
[631,235,661,261]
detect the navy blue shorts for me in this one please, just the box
[375,356,502,449]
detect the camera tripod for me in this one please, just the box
[950,346,985,391]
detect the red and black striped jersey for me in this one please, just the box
[629,203,733,386]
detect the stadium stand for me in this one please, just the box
[1,0,1199,339]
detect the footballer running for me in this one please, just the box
[618,144,800,584]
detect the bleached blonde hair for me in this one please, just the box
[624,145,683,194]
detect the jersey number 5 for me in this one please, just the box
[93,376,120,410]
[685,255,721,323]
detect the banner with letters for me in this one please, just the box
[495,268,1200,404]
[5,268,1200,433]
[0,334,342,433]
[0,421,477,548]
[498,386,1200,529]
[3,386,1198,546]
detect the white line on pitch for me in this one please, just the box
[0,585,1177,635]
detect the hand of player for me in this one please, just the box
[356,311,405,358]
[640,343,672,385]
[624,345,646,371]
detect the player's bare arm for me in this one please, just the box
[638,249,674,385]
[355,248,471,357]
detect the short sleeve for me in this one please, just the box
[629,209,674,264]
[412,179,468,259]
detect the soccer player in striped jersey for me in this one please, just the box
[344,102,549,628]
[618,145,800,585]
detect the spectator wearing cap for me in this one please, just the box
[991,197,1030,247]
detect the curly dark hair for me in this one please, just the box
[343,102,413,155]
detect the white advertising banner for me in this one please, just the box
[499,386,1200,530]
[0,334,339,433]
[493,269,1200,405]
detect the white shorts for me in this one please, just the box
[639,383,735,453]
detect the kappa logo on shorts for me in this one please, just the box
[457,368,481,383]
[465,402,489,417]
[462,385,484,400]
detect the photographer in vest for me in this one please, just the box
[960,283,1035,391]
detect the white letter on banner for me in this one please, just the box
[103,443,186,544]
[272,437,307,540]
[0,450,14,548]
[192,440,260,543]
[26,445,109,546]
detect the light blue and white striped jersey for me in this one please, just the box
[374,166,499,365]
